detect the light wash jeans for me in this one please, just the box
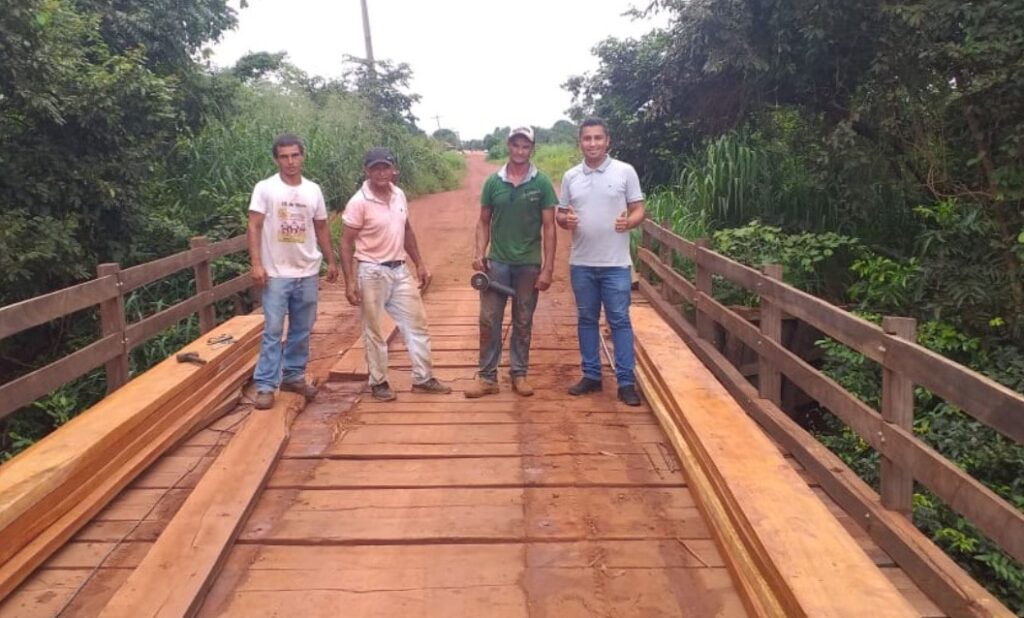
[358,262,434,386]
[570,265,636,387]
[253,275,319,392]
[477,260,540,382]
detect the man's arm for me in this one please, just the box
[403,220,432,292]
[247,211,267,287]
[313,218,338,282]
[615,200,647,232]
[340,224,361,305]
[536,208,556,291]
[474,207,493,271]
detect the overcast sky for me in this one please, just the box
[210,0,666,140]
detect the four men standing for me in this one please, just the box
[249,118,644,408]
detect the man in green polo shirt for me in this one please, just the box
[465,125,557,398]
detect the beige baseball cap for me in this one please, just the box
[508,125,535,143]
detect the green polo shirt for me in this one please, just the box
[481,164,557,265]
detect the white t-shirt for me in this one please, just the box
[248,174,328,278]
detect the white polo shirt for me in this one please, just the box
[559,156,644,267]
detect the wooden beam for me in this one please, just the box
[0,275,118,339]
[0,343,258,600]
[0,334,122,421]
[97,263,129,393]
[191,237,216,334]
[639,279,1014,617]
[758,265,783,406]
[98,394,303,618]
[694,290,1024,564]
[640,220,697,260]
[637,248,696,303]
[633,301,918,617]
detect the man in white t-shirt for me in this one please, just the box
[248,134,338,409]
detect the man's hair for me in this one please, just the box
[272,134,305,158]
[578,117,609,138]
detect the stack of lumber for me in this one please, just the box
[328,313,395,380]
[631,304,919,617]
[0,315,263,600]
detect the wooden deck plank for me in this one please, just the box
[240,487,708,543]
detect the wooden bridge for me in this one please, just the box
[0,154,1021,616]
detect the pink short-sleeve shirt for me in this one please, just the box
[341,182,408,263]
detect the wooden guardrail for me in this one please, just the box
[0,235,253,421]
[638,220,1022,617]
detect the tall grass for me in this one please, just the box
[532,144,578,185]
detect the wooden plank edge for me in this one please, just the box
[0,344,260,600]
[97,395,304,618]
[638,279,1012,618]
[634,350,791,618]
[0,333,261,565]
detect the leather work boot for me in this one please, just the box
[254,391,274,410]
[371,381,397,401]
[511,376,534,397]
[411,377,453,394]
[464,377,499,399]
[618,385,642,407]
[568,377,602,396]
[280,379,318,401]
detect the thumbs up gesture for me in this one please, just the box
[564,205,579,230]
[615,209,630,233]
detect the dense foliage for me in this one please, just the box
[568,0,1024,609]
[0,1,462,460]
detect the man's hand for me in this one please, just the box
[472,256,489,272]
[615,209,630,233]
[564,206,579,230]
[536,269,553,291]
[417,265,433,292]
[251,264,267,288]
[325,262,339,283]
[345,284,361,306]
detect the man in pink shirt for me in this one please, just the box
[340,147,451,401]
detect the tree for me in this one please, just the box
[432,128,460,149]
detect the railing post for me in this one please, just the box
[758,264,784,405]
[695,238,715,341]
[190,236,216,334]
[97,263,129,393]
[881,316,917,516]
[658,220,678,304]
[639,223,653,283]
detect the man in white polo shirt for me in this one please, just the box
[340,147,451,401]
[248,133,337,410]
[556,117,646,406]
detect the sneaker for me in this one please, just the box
[511,376,534,397]
[371,381,397,402]
[412,377,452,394]
[280,379,318,401]
[568,377,603,396]
[618,385,642,407]
[464,377,499,399]
[254,390,274,410]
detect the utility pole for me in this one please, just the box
[433,114,442,131]
[360,0,376,81]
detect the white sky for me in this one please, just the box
[209,0,667,139]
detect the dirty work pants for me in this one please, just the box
[358,262,433,386]
[477,260,540,382]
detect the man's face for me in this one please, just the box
[366,162,396,188]
[274,144,304,178]
[508,136,534,165]
[579,125,610,161]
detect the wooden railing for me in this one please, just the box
[0,235,253,421]
[638,220,1024,612]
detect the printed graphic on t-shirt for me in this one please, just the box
[276,201,309,244]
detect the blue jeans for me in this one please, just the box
[253,275,319,392]
[570,265,635,387]
[478,260,539,381]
